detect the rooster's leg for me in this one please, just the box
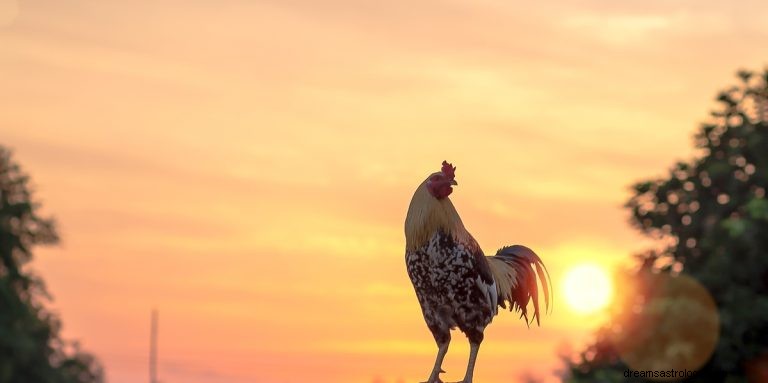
[463,341,480,383]
[449,341,480,383]
[421,340,450,383]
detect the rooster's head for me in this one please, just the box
[404,160,467,250]
[426,161,458,200]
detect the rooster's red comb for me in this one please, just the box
[441,160,456,179]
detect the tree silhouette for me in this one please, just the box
[563,68,768,382]
[0,147,104,383]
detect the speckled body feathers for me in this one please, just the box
[406,230,497,344]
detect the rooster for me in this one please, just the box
[405,161,551,383]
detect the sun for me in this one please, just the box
[563,263,613,314]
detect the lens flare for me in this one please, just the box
[612,273,720,381]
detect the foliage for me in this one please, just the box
[563,68,768,382]
[0,147,104,383]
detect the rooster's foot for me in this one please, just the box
[420,369,446,383]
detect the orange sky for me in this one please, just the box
[1,0,767,382]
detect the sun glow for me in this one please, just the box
[563,264,613,314]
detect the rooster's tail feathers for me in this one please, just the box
[486,245,552,326]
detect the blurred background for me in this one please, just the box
[1,0,767,382]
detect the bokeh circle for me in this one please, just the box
[612,273,720,381]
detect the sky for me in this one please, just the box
[1,0,767,382]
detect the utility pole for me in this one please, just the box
[150,309,158,383]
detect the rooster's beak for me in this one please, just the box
[450,180,458,186]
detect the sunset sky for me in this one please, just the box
[2,0,767,382]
